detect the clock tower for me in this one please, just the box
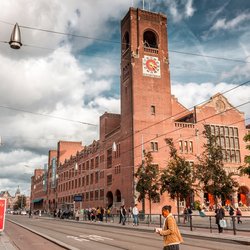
[120,8,172,153]
[119,8,172,206]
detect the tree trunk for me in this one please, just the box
[149,196,152,223]
[177,194,180,223]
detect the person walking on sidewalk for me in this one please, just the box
[121,205,127,225]
[156,205,183,250]
[236,208,242,224]
[215,204,225,233]
[132,204,139,226]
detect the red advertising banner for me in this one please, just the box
[0,198,7,232]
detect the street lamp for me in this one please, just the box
[9,23,22,49]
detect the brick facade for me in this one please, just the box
[30,8,250,214]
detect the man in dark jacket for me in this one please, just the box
[215,204,225,233]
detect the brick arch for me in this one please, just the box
[238,186,250,206]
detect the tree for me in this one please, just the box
[160,138,194,223]
[239,133,250,177]
[14,195,26,210]
[135,150,160,222]
[196,126,239,207]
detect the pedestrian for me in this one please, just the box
[132,204,139,226]
[29,209,32,218]
[183,207,187,224]
[236,208,242,224]
[187,206,192,222]
[156,205,183,250]
[215,204,225,233]
[121,205,127,225]
[119,206,123,224]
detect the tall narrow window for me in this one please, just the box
[151,105,156,115]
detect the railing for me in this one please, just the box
[174,122,194,128]
[76,213,250,236]
[144,47,158,54]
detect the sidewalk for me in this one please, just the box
[38,216,250,246]
[0,231,16,250]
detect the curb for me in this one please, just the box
[7,219,79,250]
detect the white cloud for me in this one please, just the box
[211,13,250,31]
[164,0,196,22]
[172,82,250,119]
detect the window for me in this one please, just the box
[184,141,188,153]
[95,156,99,168]
[150,141,158,152]
[107,148,112,168]
[115,165,121,174]
[95,171,99,183]
[189,141,193,153]
[95,190,99,200]
[122,31,129,53]
[86,175,89,185]
[107,175,112,186]
[91,158,94,169]
[100,189,104,200]
[90,173,94,184]
[86,192,89,201]
[143,30,158,48]
[82,177,85,187]
[235,151,241,163]
[90,191,94,201]
[209,125,241,163]
[179,141,183,153]
[151,105,155,115]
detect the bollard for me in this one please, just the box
[209,216,212,233]
[232,216,236,235]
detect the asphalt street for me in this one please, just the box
[4,215,250,250]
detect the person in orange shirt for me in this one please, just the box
[156,205,183,250]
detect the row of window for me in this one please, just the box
[210,125,238,137]
[58,189,105,204]
[179,140,193,153]
[58,171,116,192]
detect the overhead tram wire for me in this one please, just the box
[115,79,250,148]
[117,100,250,162]
[0,104,98,127]
[0,20,250,65]
[156,117,250,153]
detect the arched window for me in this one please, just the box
[122,31,130,53]
[143,30,158,48]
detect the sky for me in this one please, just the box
[0,0,250,197]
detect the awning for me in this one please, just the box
[32,198,43,203]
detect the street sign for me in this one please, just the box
[74,195,82,202]
[0,198,7,232]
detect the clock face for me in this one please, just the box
[143,56,161,78]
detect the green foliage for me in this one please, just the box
[196,126,239,203]
[239,134,250,177]
[135,151,160,216]
[160,138,194,199]
[193,200,201,211]
[160,138,194,221]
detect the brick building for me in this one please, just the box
[30,8,250,214]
